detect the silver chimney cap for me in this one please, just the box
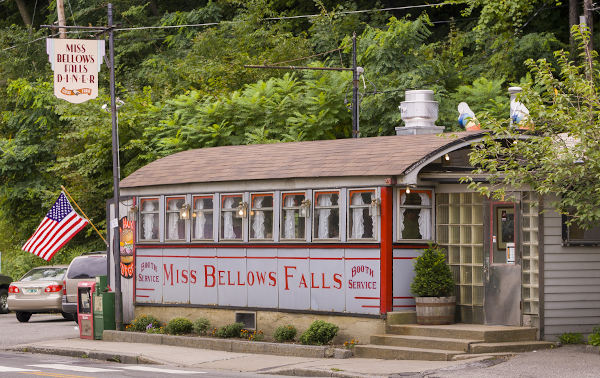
[396,90,445,136]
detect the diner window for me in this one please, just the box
[139,197,159,241]
[281,192,306,240]
[314,191,340,240]
[166,196,186,241]
[221,194,243,240]
[563,215,600,245]
[192,195,213,240]
[399,190,432,240]
[250,193,274,240]
[349,189,376,240]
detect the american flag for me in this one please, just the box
[22,192,89,261]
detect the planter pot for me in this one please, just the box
[415,296,456,325]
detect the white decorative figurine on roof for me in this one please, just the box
[457,102,480,131]
[509,86,532,129]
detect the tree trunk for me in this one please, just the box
[56,0,67,39]
[148,0,159,17]
[14,0,31,27]
[570,0,579,52]
[584,0,593,51]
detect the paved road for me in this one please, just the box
[0,312,79,348]
[0,351,269,378]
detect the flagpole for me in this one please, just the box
[61,185,108,246]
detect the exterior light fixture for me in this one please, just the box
[444,153,450,161]
[405,186,411,194]
[369,198,381,216]
[299,199,311,218]
[237,202,248,218]
[127,205,138,221]
[179,203,191,220]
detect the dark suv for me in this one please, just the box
[0,273,13,314]
[61,252,107,318]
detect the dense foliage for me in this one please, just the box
[299,320,339,345]
[410,245,455,297]
[0,0,588,277]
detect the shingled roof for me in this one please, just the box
[120,131,485,188]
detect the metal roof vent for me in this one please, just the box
[396,90,445,135]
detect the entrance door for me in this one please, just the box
[483,202,521,325]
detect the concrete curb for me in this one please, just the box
[10,345,160,365]
[103,330,353,359]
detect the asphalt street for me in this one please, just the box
[0,312,78,348]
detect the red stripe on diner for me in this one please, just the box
[393,296,414,299]
[245,256,277,259]
[392,244,428,249]
[310,257,343,260]
[393,305,416,308]
[136,254,162,258]
[354,296,380,300]
[136,295,150,298]
[277,257,309,260]
[190,256,217,258]
[136,288,155,291]
[345,257,380,260]
[136,243,380,249]
[136,255,380,260]
[393,257,417,259]
[361,305,380,308]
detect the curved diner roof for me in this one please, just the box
[120,131,485,188]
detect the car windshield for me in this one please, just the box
[67,255,107,279]
[20,267,66,281]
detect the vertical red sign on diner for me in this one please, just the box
[380,186,393,314]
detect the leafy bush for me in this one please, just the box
[165,317,193,335]
[558,332,583,344]
[410,245,454,297]
[215,322,245,338]
[274,325,297,342]
[241,329,264,341]
[588,327,600,346]
[129,315,161,332]
[193,317,211,335]
[299,320,339,345]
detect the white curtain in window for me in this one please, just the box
[398,194,406,238]
[195,200,206,239]
[418,193,431,239]
[142,201,155,240]
[252,197,265,239]
[223,197,236,239]
[168,200,180,239]
[284,196,295,239]
[351,194,364,238]
[318,194,332,238]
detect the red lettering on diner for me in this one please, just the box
[284,266,296,290]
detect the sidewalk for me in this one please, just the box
[10,338,494,377]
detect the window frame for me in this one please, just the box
[347,188,378,241]
[249,192,275,241]
[164,195,187,242]
[280,191,308,242]
[562,214,600,246]
[191,194,214,241]
[220,193,244,242]
[313,190,341,241]
[138,196,160,242]
[397,188,434,242]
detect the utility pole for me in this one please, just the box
[56,0,67,38]
[569,0,578,52]
[107,3,123,332]
[351,32,359,138]
[584,0,594,51]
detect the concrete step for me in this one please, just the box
[469,341,556,354]
[370,334,482,352]
[353,344,465,361]
[388,324,537,342]
[386,311,416,325]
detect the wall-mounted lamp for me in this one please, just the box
[444,153,450,161]
[405,186,411,194]
[369,198,381,216]
[299,199,311,218]
[127,205,138,221]
[236,202,248,218]
[179,203,191,220]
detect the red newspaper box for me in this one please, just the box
[77,281,95,339]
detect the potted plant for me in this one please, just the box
[410,245,456,325]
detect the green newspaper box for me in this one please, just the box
[93,275,115,340]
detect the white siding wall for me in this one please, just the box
[543,203,600,340]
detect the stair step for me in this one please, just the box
[370,334,482,352]
[353,344,465,361]
[388,324,537,342]
[469,341,556,354]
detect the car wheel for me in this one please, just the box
[16,311,31,323]
[0,288,8,314]
[61,312,75,321]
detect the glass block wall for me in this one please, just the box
[437,193,485,323]
[521,192,540,316]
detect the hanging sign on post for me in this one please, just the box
[46,38,105,103]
